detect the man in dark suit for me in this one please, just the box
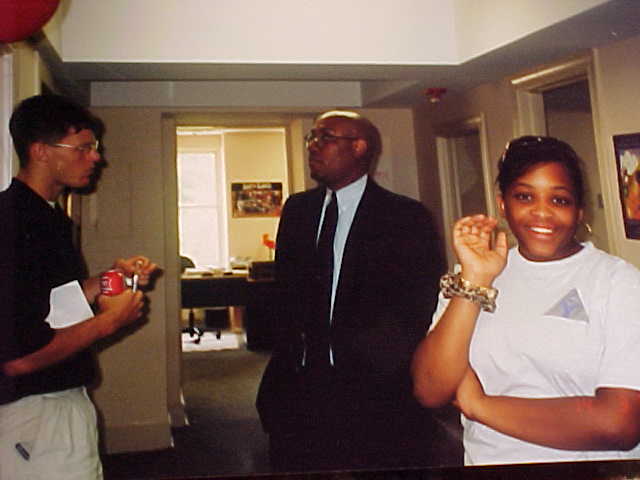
[256,111,451,472]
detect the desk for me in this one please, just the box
[181,274,280,350]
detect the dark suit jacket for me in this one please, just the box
[256,178,445,442]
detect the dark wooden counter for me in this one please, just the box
[181,273,281,350]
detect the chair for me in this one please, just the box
[181,256,203,343]
[180,255,224,344]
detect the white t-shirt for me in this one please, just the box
[430,242,640,465]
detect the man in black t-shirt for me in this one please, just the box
[0,94,157,480]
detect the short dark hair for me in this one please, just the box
[9,94,101,168]
[496,136,586,207]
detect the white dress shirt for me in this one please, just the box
[316,174,368,320]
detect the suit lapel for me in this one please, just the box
[307,187,325,249]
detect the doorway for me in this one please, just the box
[436,115,494,268]
[511,56,609,251]
[173,124,288,474]
[542,80,608,250]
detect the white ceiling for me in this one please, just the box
[47,0,640,107]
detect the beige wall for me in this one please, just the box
[591,34,640,267]
[82,107,174,452]
[361,109,421,201]
[413,34,640,269]
[177,132,222,152]
[225,130,288,262]
[8,42,42,177]
[413,80,517,240]
[546,108,608,250]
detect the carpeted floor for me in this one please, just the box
[102,344,272,479]
[102,334,464,479]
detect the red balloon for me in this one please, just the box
[0,0,61,43]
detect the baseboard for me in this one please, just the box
[103,420,173,454]
[169,390,189,428]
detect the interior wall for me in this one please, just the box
[414,80,517,239]
[287,118,313,192]
[8,40,45,187]
[82,107,173,453]
[177,132,222,151]
[224,130,288,262]
[359,109,421,200]
[546,108,608,250]
[591,34,640,267]
[412,108,445,238]
[414,33,640,269]
[60,0,457,64]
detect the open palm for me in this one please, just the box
[453,214,508,285]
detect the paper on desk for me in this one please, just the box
[44,280,94,329]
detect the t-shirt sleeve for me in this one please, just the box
[596,262,640,391]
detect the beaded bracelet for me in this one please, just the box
[440,272,498,313]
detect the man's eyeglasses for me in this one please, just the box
[51,140,100,154]
[304,130,360,149]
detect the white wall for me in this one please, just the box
[454,0,608,60]
[592,35,640,267]
[57,0,606,66]
[59,0,456,64]
[91,81,363,108]
[414,34,640,269]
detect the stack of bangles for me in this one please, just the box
[439,272,498,313]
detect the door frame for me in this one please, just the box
[510,54,614,253]
[0,46,14,190]
[436,114,494,268]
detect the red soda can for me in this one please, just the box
[100,269,125,296]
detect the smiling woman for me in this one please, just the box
[412,136,640,466]
[496,137,585,262]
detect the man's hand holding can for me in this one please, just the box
[95,289,145,337]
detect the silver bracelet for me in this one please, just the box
[440,272,498,313]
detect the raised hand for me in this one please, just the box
[453,214,508,286]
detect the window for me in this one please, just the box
[177,129,228,268]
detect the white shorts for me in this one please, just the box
[0,387,103,480]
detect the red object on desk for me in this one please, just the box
[262,233,275,250]
[262,233,275,260]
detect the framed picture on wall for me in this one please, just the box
[231,182,283,218]
[613,133,640,240]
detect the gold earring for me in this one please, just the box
[582,221,593,235]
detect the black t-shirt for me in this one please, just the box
[0,178,95,405]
